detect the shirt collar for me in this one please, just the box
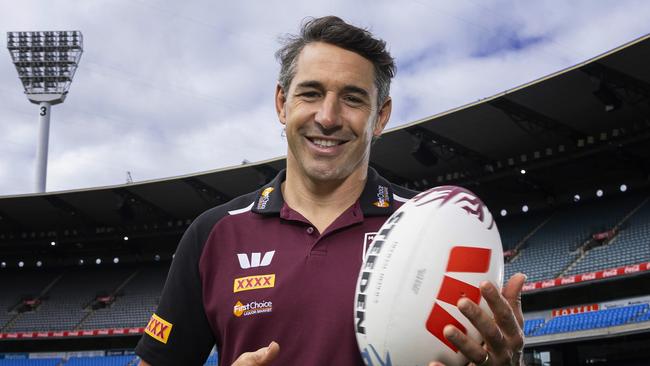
[251,168,398,217]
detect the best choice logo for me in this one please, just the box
[233,300,273,317]
[233,274,275,293]
[144,313,173,344]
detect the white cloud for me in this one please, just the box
[0,0,648,195]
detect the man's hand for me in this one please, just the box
[231,341,280,366]
[429,273,526,366]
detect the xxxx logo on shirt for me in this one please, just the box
[145,313,173,344]
[233,274,275,293]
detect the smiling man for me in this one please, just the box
[135,16,525,366]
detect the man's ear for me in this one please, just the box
[373,97,392,137]
[275,84,287,125]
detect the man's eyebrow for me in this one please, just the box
[294,80,324,90]
[294,81,370,99]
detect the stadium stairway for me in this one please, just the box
[0,274,65,333]
[505,193,644,282]
[561,195,650,277]
[73,270,141,330]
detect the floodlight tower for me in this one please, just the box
[6,31,83,193]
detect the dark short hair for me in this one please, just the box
[275,16,395,106]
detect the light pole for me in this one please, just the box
[7,31,83,193]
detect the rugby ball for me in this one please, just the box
[354,186,504,366]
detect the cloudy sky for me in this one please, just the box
[0,0,648,196]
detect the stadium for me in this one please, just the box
[1,29,649,366]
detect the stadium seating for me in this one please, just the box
[63,355,137,366]
[78,266,167,330]
[565,199,650,276]
[525,303,650,337]
[0,359,61,366]
[497,212,549,250]
[0,270,63,331]
[5,268,135,332]
[504,194,642,282]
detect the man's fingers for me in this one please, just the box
[443,325,489,365]
[480,280,522,342]
[458,297,507,353]
[502,273,527,328]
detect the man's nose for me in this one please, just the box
[315,93,341,130]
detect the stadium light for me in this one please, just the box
[573,194,581,202]
[18,261,25,268]
[500,209,507,217]
[596,189,604,197]
[113,257,119,264]
[123,236,129,241]
[36,260,42,267]
[50,241,56,246]
[78,259,84,265]
[620,184,627,192]
[520,169,526,175]
[154,254,161,262]
[522,205,529,213]
[95,258,102,265]
[0,262,6,268]
[6,31,83,193]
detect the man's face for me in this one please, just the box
[275,42,391,182]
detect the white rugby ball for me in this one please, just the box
[355,186,504,366]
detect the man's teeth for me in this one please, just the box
[312,139,339,147]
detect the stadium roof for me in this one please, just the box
[1,33,649,252]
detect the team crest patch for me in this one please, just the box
[233,274,276,293]
[145,313,173,344]
[257,187,274,210]
[373,185,390,208]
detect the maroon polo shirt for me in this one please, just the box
[135,168,416,366]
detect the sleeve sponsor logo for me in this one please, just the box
[233,300,273,317]
[144,313,173,344]
[233,274,276,293]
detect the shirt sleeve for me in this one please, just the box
[135,220,216,366]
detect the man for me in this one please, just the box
[136,16,525,366]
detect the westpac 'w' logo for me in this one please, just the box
[237,251,275,269]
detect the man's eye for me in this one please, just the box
[299,92,320,99]
[344,95,364,104]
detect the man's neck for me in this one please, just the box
[282,163,367,233]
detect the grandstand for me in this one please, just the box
[1,34,649,366]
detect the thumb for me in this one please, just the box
[252,341,280,364]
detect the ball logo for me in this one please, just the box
[413,186,495,229]
[426,246,491,352]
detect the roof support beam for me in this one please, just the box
[489,97,584,144]
[181,177,231,206]
[112,188,178,222]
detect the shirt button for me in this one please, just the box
[306,227,314,234]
